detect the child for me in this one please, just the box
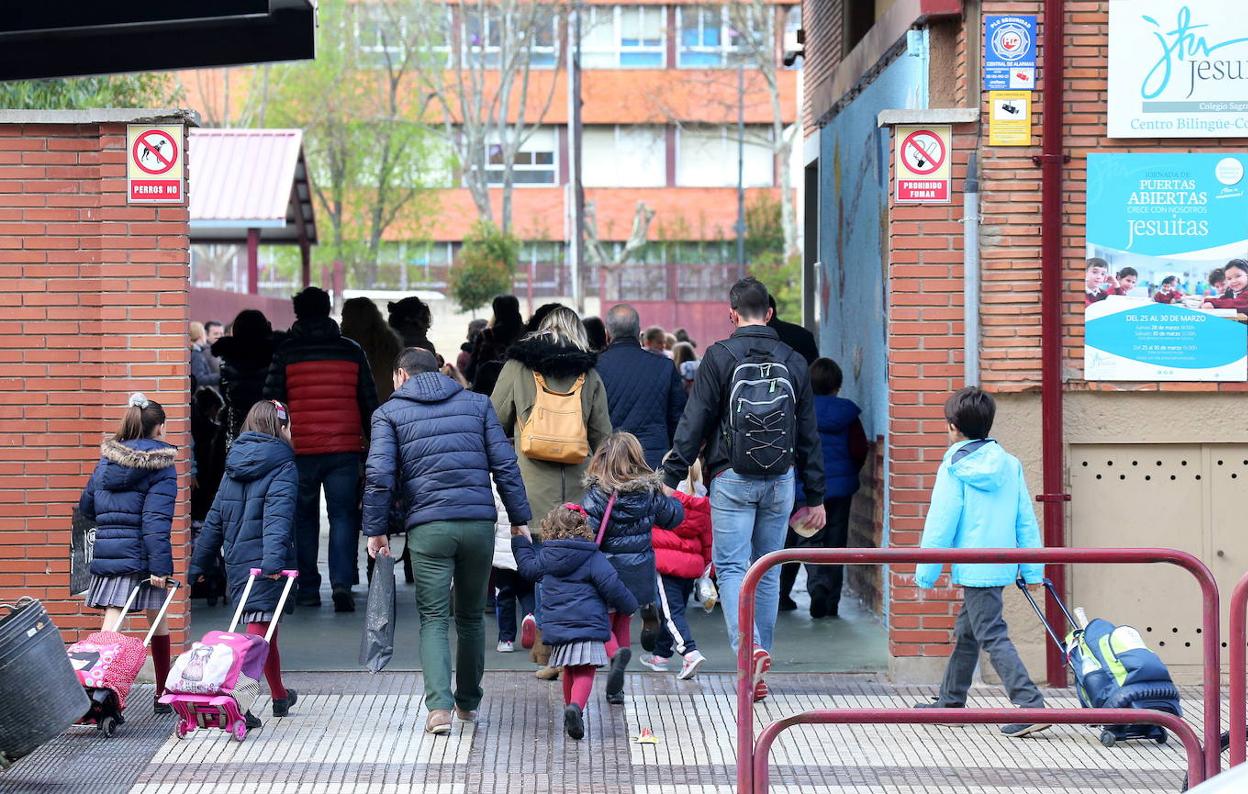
[1203,259,1248,310]
[1111,267,1138,296]
[190,400,299,726]
[492,481,535,653]
[1206,267,1227,298]
[581,432,684,704]
[1084,258,1111,306]
[78,393,177,715]
[638,461,712,679]
[912,387,1047,738]
[1153,275,1184,304]
[512,504,638,740]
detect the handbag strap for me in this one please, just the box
[595,492,617,546]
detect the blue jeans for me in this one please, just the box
[294,452,361,593]
[494,567,535,643]
[654,575,696,658]
[709,468,794,652]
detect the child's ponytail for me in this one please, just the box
[115,392,166,442]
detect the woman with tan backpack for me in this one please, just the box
[491,305,612,679]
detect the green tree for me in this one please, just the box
[0,74,180,109]
[745,193,800,318]
[449,221,519,314]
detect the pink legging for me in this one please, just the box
[607,612,630,657]
[563,665,596,708]
[246,622,287,700]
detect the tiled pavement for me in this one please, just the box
[0,671,1209,793]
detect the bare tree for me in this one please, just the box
[410,0,567,234]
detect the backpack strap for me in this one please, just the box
[533,372,585,396]
[595,492,617,546]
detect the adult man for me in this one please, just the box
[597,305,687,470]
[642,326,668,355]
[663,278,826,702]
[264,287,379,612]
[767,295,818,365]
[189,321,220,393]
[203,320,224,377]
[365,348,530,735]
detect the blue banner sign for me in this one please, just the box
[984,15,1036,91]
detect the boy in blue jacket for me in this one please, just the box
[913,387,1048,738]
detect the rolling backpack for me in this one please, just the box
[719,338,797,476]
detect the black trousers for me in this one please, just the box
[779,495,854,611]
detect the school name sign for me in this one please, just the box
[1108,1,1248,138]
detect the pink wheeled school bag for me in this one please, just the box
[160,569,296,742]
[67,579,180,737]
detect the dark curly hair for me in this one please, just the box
[540,504,594,541]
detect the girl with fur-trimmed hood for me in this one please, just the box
[78,393,178,713]
[581,432,683,704]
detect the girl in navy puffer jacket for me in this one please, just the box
[512,504,636,741]
[78,393,178,712]
[191,400,299,722]
[581,432,683,704]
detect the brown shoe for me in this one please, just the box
[454,707,477,722]
[534,665,562,681]
[425,709,452,735]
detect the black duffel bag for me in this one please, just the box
[0,598,89,768]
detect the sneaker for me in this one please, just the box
[639,605,660,652]
[520,614,537,649]
[497,640,515,653]
[332,587,355,613]
[606,648,631,704]
[425,709,452,735]
[913,699,965,726]
[244,711,263,730]
[678,650,706,681]
[638,653,670,673]
[564,704,585,740]
[153,696,172,715]
[1001,722,1051,738]
[778,595,798,612]
[751,648,771,702]
[272,689,298,718]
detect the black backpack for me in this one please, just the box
[719,338,797,476]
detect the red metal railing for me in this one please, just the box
[735,547,1221,793]
[1229,573,1248,767]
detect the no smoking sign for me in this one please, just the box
[127,124,185,204]
[894,124,952,204]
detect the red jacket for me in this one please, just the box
[1206,290,1248,311]
[653,490,712,580]
[1153,290,1183,304]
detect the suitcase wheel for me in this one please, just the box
[1099,729,1117,748]
[175,720,190,740]
[99,716,116,738]
[1154,728,1168,744]
[232,721,247,742]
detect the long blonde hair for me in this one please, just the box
[586,432,652,491]
[528,305,589,352]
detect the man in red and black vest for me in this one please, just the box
[265,287,379,612]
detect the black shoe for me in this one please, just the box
[778,595,798,612]
[809,586,830,619]
[153,696,172,715]
[272,688,298,718]
[332,588,355,613]
[606,648,631,704]
[563,704,585,740]
[244,711,262,730]
[913,699,965,726]
[639,605,659,652]
[296,590,322,608]
[1001,722,1051,738]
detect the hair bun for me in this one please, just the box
[127,392,151,409]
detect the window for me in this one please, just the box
[582,126,665,187]
[484,127,557,186]
[463,5,559,69]
[581,6,666,69]
[356,4,408,68]
[845,0,876,56]
[678,5,745,68]
[676,126,773,187]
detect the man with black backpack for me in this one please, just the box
[662,278,825,702]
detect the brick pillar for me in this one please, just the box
[885,122,977,676]
[0,113,192,649]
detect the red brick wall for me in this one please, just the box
[801,0,844,135]
[0,118,191,647]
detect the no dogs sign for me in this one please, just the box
[894,125,952,204]
[127,124,185,204]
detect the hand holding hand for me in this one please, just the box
[512,525,532,540]
[367,535,391,559]
[660,483,676,497]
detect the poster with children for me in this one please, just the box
[1084,153,1248,381]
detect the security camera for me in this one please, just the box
[783,28,804,67]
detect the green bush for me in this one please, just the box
[449,221,519,314]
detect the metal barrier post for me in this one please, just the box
[1229,574,1248,767]
[735,547,1221,793]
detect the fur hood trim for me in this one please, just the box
[583,470,665,494]
[506,336,598,379]
[101,438,178,470]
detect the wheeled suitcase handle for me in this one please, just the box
[229,569,299,642]
[140,579,181,647]
[1015,576,1085,667]
[108,577,180,637]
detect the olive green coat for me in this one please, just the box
[490,337,611,534]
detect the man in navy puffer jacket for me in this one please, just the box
[364,348,531,735]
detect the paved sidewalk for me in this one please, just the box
[0,672,1204,793]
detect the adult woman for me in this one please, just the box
[212,309,276,445]
[342,297,404,404]
[492,306,612,677]
[672,342,699,395]
[468,294,524,395]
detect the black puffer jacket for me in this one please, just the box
[78,438,178,578]
[596,337,687,469]
[582,473,683,604]
[190,432,298,613]
[363,372,531,536]
[512,535,637,645]
[213,335,276,442]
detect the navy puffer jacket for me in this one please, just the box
[78,438,178,578]
[582,474,684,604]
[363,372,531,536]
[190,432,298,613]
[596,338,687,470]
[512,535,637,645]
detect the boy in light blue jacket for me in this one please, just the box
[913,387,1049,738]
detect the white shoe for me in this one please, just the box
[678,650,706,680]
[496,640,515,653]
[638,653,671,672]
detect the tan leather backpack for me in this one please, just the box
[518,372,590,464]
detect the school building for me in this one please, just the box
[803,0,1248,685]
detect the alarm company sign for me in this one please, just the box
[1109,1,1248,138]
